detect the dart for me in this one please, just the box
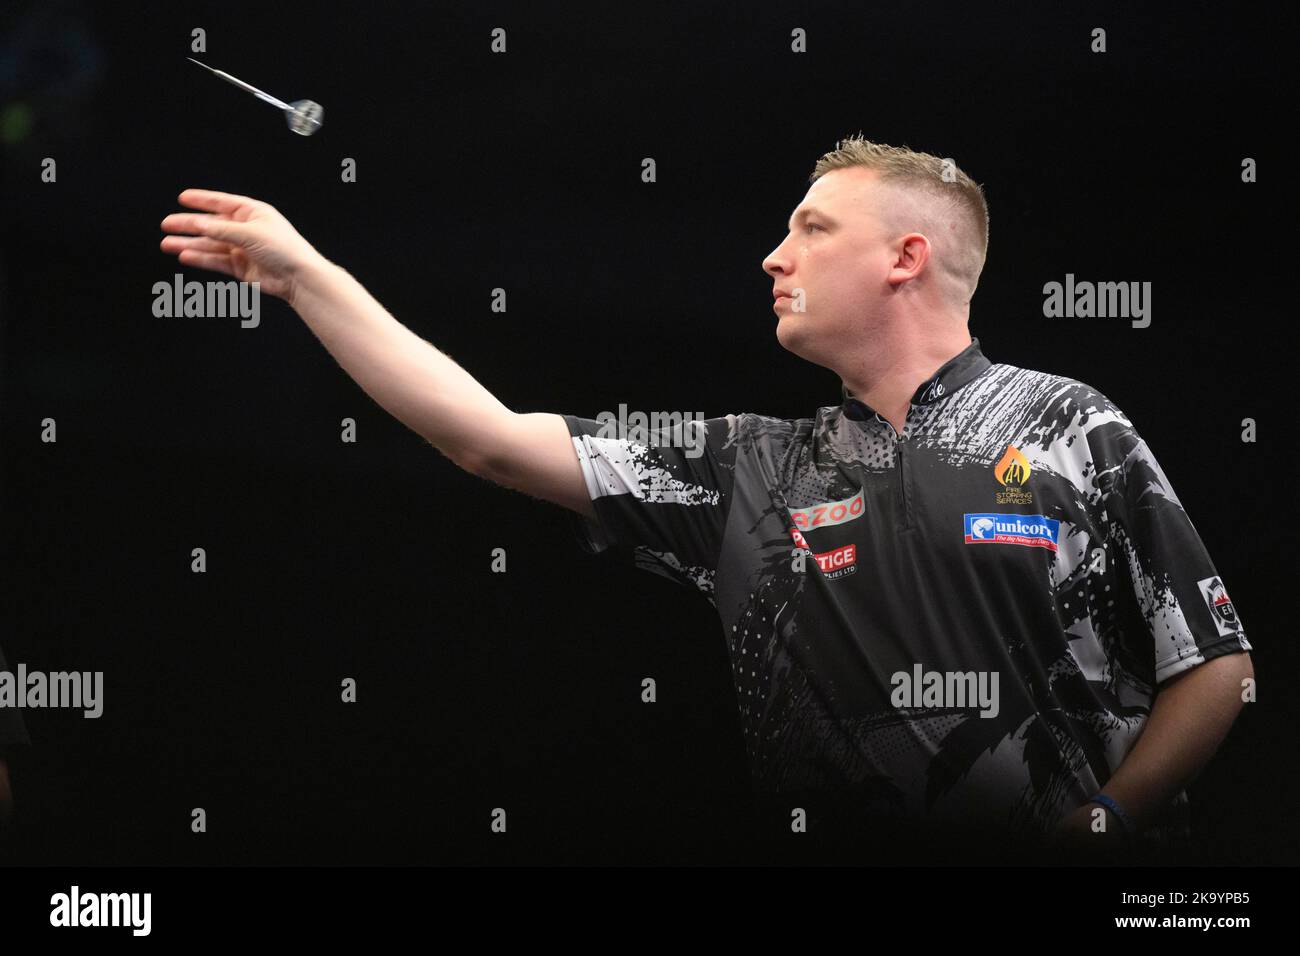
[187,57,323,136]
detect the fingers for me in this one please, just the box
[161,212,252,244]
[176,249,238,277]
[177,188,259,215]
[160,235,233,255]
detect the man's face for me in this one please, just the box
[762,167,901,366]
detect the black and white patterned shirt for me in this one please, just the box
[562,337,1251,843]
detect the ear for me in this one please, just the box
[888,233,931,288]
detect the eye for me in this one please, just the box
[803,222,823,233]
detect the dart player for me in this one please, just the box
[159,135,1255,860]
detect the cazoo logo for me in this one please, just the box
[790,488,865,531]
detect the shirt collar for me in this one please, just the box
[841,337,991,421]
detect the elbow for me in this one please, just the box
[449,446,510,490]
[435,440,487,479]
[452,448,495,482]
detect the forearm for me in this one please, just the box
[1097,652,1253,832]
[287,256,513,468]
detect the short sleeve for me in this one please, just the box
[0,643,32,759]
[560,412,745,600]
[1087,395,1252,685]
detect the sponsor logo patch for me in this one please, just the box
[814,543,857,579]
[790,488,865,531]
[1197,576,1242,637]
[993,444,1034,505]
[963,513,1059,551]
[788,529,857,580]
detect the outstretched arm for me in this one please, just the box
[160,189,593,518]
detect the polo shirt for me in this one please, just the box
[560,337,1251,845]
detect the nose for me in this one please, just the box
[762,237,792,280]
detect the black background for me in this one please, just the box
[0,0,1292,865]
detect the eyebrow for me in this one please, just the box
[787,206,835,231]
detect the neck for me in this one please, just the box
[841,320,973,433]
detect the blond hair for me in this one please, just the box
[811,134,989,303]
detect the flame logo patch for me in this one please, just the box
[993,445,1034,505]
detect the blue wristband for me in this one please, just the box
[1089,793,1134,838]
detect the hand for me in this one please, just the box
[160,189,326,303]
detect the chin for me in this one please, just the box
[775,313,813,356]
[776,316,838,374]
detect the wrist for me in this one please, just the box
[1087,793,1136,840]
[287,253,341,311]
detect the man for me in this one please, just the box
[160,135,1254,860]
